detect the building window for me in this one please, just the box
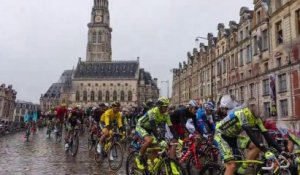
[98,91,102,101]
[280,99,288,117]
[245,27,249,37]
[246,45,251,63]
[76,91,80,102]
[253,36,258,55]
[120,91,125,101]
[235,54,238,67]
[240,73,244,79]
[264,62,269,72]
[262,30,268,50]
[92,32,97,43]
[217,62,221,76]
[128,91,132,101]
[277,57,282,67]
[105,91,110,101]
[83,91,87,101]
[263,102,271,118]
[240,86,244,101]
[248,70,252,77]
[98,31,102,43]
[275,0,282,10]
[240,30,243,41]
[240,49,244,66]
[297,9,300,36]
[257,11,261,24]
[113,90,117,101]
[262,79,270,95]
[278,73,287,92]
[90,91,95,101]
[276,21,283,45]
[222,59,226,73]
[250,83,255,98]
[231,54,234,69]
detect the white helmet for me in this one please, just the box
[188,100,198,108]
[220,95,238,110]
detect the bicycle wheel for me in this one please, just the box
[157,159,186,175]
[198,162,223,175]
[187,154,202,175]
[71,134,79,157]
[88,136,93,151]
[108,142,124,171]
[125,151,143,175]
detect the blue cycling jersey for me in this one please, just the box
[196,108,215,134]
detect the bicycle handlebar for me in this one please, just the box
[277,155,290,169]
[261,161,274,171]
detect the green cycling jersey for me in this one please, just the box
[216,107,267,137]
[137,107,172,130]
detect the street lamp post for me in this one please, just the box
[161,80,170,98]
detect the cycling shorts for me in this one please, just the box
[135,125,158,144]
[214,133,250,162]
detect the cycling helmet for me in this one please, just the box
[188,100,198,108]
[220,94,237,110]
[204,101,215,111]
[157,97,170,107]
[111,101,121,107]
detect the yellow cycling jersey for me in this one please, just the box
[100,108,123,128]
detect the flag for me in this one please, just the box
[262,0,270,14]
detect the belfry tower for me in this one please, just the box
[86,0,112,62]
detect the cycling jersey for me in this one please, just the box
[196,110,215,135]
[138,107,172,130]
[170,107,199,137]
[56,107,67,121]
[100,108,122,128]
[216,107,266,137]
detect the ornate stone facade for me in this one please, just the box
[172,0,300,123]
[40,0,159,111]
[0,84,17,121]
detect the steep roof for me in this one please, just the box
[73,61,139,79]
[43,83,62,98]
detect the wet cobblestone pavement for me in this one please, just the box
[0,128,126,175]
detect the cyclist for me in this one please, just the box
[55,103,67,132]
[65,105,82,150]
[196,101,216,138]
[98,101,124,154]
[170,100,199,139]
[24,110,35,137]
[135,97,180,172]
[215,94,283,175]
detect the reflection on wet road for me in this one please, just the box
[0,128,125,175]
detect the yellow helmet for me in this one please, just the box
[157,97,170,107]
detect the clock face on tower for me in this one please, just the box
[95,15,102,23]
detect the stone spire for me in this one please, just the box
[86,0,112,62]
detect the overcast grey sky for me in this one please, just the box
[0,0,253,103]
